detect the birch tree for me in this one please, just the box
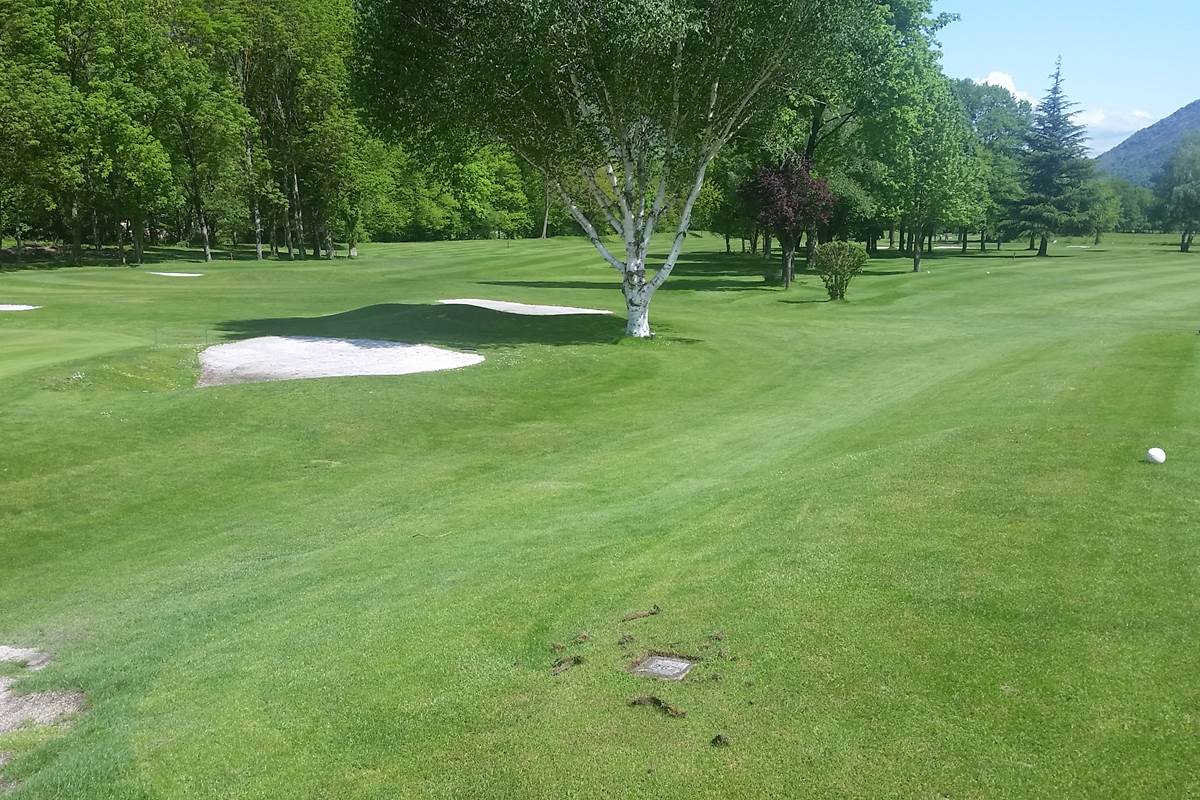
[358,0,853,337]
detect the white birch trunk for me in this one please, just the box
[624,294,651,337]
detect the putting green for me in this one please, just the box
[0,234,1197,798]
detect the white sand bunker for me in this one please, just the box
[440,298,611,316]
[0,304,40,312]
[198,336,484,387]
[0,646,51,671]
[148,271,204,277]
[0,676,85,733]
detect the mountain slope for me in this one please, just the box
[1095,99,1200,186]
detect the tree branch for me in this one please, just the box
[557,182,625,273]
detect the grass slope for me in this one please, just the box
[1,235,1198,799]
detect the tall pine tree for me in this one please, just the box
[1016,59,1094,257]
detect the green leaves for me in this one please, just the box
[1156,134,1200,238]
[1013,61,1096,244]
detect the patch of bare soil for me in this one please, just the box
[550,655,584,675]
[0,676,86,733]
[628,695,686,718]
[0,752,14,795]
[0,647,51,671]
[621,605,661,622]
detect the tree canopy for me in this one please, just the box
[1013,61,1095,257]
[0,1,1168,336]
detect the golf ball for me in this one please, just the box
[1147,447,1166,464]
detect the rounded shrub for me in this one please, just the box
[814,241,868,301]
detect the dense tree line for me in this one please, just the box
[2,0,1192,292]
[0,0,564,264]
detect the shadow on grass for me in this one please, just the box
[217,303,626,349]
[483,251,778,293]
[0,244,315,271]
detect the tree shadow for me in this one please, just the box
[778,298,832,305]
[937,252,1052,260]
[216,303,626,349]
[0,243,319,271]
[478,278,768,292]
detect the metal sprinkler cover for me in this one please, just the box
[629,655,695,681]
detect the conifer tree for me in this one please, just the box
[1015,60,1094,257]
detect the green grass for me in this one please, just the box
[1,233,1198,798]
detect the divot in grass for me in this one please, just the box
[439,298,611,316]
[550,655,583,675]
[628,695,686,718]
[197,336,484,387]
[621,605,661,622]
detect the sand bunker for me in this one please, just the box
[0,647,51,671]
[148,272,204,277]
[198,336,484,387]
[0,305,40,312]
[0,676,85,733]
[440,298,611,316]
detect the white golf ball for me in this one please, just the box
[1147,447,1166,464]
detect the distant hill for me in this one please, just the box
[1095,99,1200,187]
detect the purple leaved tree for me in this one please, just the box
[748,159,834,289]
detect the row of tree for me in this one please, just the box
[697,55,1178,285]
[3,0,1196,333]
[0,0,572,264]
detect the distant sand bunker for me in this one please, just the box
[440,298,611,316]
[198,336,484,387]
[0,305,40,312]
[148,272,204,277]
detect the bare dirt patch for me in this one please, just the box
[550,655,584,675]
[197,336,484,387]
[0,647,51,672]
[439,298,611,316]
[621,605,661,622]
[0,677,85,733]
[628,695,686,718]
[0,750,13,795]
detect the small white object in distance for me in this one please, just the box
[1147,447,1167,465]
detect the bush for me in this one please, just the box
[814,241,868,300]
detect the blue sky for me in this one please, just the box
[934,0,1200,155]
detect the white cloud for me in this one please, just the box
[1077,108,1159,156]
[979,71,1034,103]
